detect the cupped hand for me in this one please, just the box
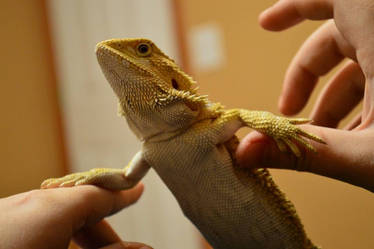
[0,183,152,249]
[236,0,374,192]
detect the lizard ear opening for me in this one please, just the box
[171,78,179,90]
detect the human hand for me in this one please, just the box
[0,183,152,249]
[236,0,374,192]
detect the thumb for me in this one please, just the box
[100,241,153,249]
[236,125,374,192]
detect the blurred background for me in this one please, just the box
[1,0,374,248]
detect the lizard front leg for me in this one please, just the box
[218,109,325,157]
[41,151,150,190]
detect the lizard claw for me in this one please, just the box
[41,168,133,190]
[274,138,303,157]
[41,172,89,189]
[239,110,325,157]
[274,117,325,157]
[254,113,325,157]
[287,117,312,125]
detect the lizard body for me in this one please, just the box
[42,38,325,249]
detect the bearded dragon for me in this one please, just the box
[42,38,325,249]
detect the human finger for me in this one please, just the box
[0,183,144,249]
[259,0,333,31]
[35,183,144,236]
[344,113,362,130]
[100,241,153,249]
[236,127,374,192]
[310,61,365,127]
[69,183,144,230]
[74,220,121,248]
[8,183,144,228]
[76,220,152,249]
[70,184,144,248]
[279,21,355,115]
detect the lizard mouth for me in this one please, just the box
[97,40,141,68]
[96,41,122,59]
[96,40,158,83]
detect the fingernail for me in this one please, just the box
[259,7,271,17]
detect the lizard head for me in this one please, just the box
[96,38,208,140]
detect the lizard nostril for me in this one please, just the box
[171,79,179,90]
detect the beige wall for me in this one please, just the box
[47,1,201,249]
[0,0,65,197]
[182,1,374,249]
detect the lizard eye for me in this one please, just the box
[136,43,152,57]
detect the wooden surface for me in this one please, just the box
[181,1,374,249]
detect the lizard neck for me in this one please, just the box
[145,102,224,143]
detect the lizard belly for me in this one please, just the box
[144,137,313,249]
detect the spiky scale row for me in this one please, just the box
[156,89,209,106]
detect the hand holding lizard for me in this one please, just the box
[0,183,152,249]
[237,0,374,192]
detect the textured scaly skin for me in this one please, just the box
[42,38,325,249]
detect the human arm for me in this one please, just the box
[0,183,152,249]
[236,0,374,192]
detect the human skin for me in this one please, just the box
[236,0,374,192]
[0,183,152,249]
